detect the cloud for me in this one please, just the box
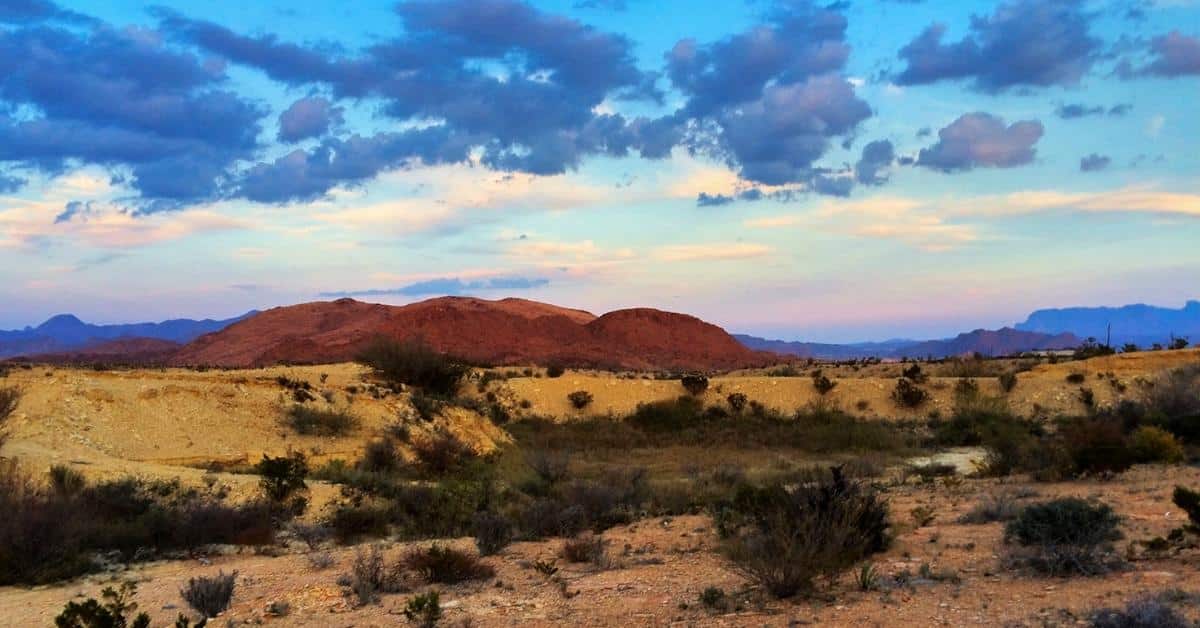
[1119,31,1200,77]
[0,0,91,25]
[894,0,1100,91]
[0,172,25,192]
[277,96,344,143]
[1055,103,1133,119]
[655,242,772,262]
[696,192,734,207]
[1080,153,1112,172]
[971,187,1200,218]
[572,0,628,10]
[854,140,895,185]
[916,113,1044,172]
[320,275,550,297]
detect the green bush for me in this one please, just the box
[1004,498,1122,576]
[180,571,237,619]
[567,390,594,410]
[402,544,494,584]
[286,406,358,436]
[411,430,478,476]
[254,452,308,504]
[811,373,837,396]
[681,374,709,396]
[54,581,149,628]
[545,363,566,378]
[1171,486,1200,533]
[49,464,86,498]
[1090,596,1190,628]
[726,392,748,414]
[560,534,607,564]
[891,378,929,408]
[472,511,513,556]
[998,372,1018,393]
[403,591,442,627]
[358,438,402,473]
[721,467,890,598]
[1129,426,1185,464]
[357,337,468,396]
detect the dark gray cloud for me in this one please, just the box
[1055,102,1133,119]
[0,18,264,209]
[696,192,734,207]
[1119,31,1200,78]
[320,276,550,298]
[54,200,94,224]
[854,140,895,185]
[895,0,1101,91]
[1080,153,1111,172]
[277,96,343,143]
[572,0,628,10]
[916,112,1044,172]
[0,0,91,24]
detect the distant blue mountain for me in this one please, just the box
[0,311,257,359]
[736,327,1079,360]
[1015,301,1200,348]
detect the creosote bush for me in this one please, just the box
[811,373,837,396]
[403,591,442,628]
[560,534,607,565]
[286,406,358,436]
[411,430,478,476]
[720,466,890,598]
[254,451,308,504]
[567,390,594,410]
[1004,497,1122,576]
[54,581,150,628]
[1089,596,1191,628]
[726,392,748,414]
[402,544,494,584]
[681,374,709,396]
[472,511,513,556]
[357,337,468,397]
[180,571,237,619]
[998,372,1018,393]
[892,378,929,408]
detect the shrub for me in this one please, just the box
[998,372,1018,393]
[1059,417,1134,475]
[1004,498,1122,576]
[1066,373,1087,384]
[180,571,237,618]
[628,396,704,431]
[327,502,391,544]
[403,592,442,627]
[1171,486,1200,533]
[346,546,395,606]
[408,391,445,422]
[402,544,494,584]
[526,450,570,485]
[726,392,748,414]
[1078,387,1096,408]
[698,586,728,611]
[286,406,358,436]
[472,511,513,556]
[545,363,566,378]
[721,467,890,598]
[54,581,150,628]
[357,337,468,396]
[811,373,837,396]
[1129,426,1185,464]
[0,386,18,422]
[958,492,1021,524]
[567,390,594,410]
[901,363,925,382]
[892,378,929,408]
[358,438,402,473]
[1090,597,1190,628]
[1170,337,1190,350]
[254,452,308,503]
[411,430,477,475]
[681,374,709,396]
[49,464,86,498]
[561,534,607,564]
[1144,365,1200,442]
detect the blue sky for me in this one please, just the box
[1,0,1198,342]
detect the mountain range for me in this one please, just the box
[1015,301,1200,348]
[3,298,1194,367]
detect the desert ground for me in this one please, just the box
[2,348,1200,626]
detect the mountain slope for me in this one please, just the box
[172,297,770,370]
[1016,300,1200,347]
[0,311,256,359]
[736,328,1080,360]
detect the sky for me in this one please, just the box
[0,0,1198,342]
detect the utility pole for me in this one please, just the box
[1106,322,1111,349]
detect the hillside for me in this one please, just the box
[171,297,770,371]
[0,311,255,359]
[1016,300,1200,347]
[736,327,1080,360]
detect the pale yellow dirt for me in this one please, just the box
[2,350,1200,626]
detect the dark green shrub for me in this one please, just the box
[1059,417,1134,475]
[1004,498,1122,575]
[1078,387,1096,408]
[698,586,728,611]
[358,439,402,474]
[327,502,390,544]
[254,452,308,503]
[1066,373,1087,384]
[1143,365,1200,442]
[1129,426,1184,464]
[681,374,709,396]
[1170,337,1190,350]
[408,391,444,422]
[346,545,400,606]
[0,386,18,422]
[958,492,1021,524]
[567,390,594,410]
[892,378,929,408]
[628,396,704,431]
[1090,597,1190,628]
[49,464,86,498]
[54,581,149,628]
[526,450,569,485]
[545,363,565,378]
[357,337,468,396]
[998,372,1018,393]
[402,544,494,584]
[286,406,357,436]
[403,591,442,627]
[411,430,477,476]
[726,392,748,414]
[180,571,237,618]
[472,511,513,556]
[901,363,926,382]
[721,467,890,598]
[1171,486,1200,533]
[811,373,837,396]
[560,534,607,564]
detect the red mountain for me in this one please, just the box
[18,337,182,365]
[170,297,770,371]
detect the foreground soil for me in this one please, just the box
[2,466,1200,627]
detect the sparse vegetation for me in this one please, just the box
[958,492,1022,524]
[472,511,513,556]
[681,374,709,396]
[1004,497,1122,576]
[561,534,608,565]
[999,371,1018,393]
[811,372,837,395]
[402,543,495,584]
[285,405,358,436]
[346,545,398,606]
[357,337,469,396]
[720,467,890,598]
[892,378,929,408]
[54,581,150,628]
[180,571,237,619]
[411,429,478,475]
[567,390,594,409]
[402,591,442,627]
[254,451,309,506]
[546,363,566,378]
[726,392,747,414]
[1090,596,1191,628]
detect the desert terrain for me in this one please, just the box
[2,345,1200,626]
